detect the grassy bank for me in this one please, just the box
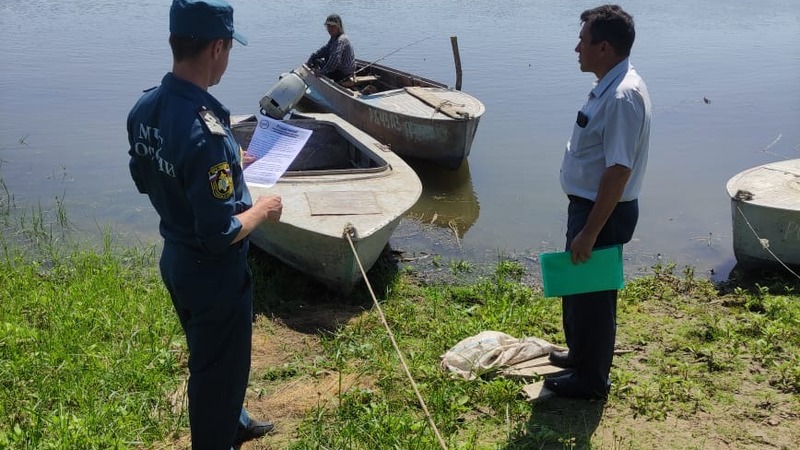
[0,188,798,448]
[257,261,799,450]
[0,243,184,448]
[2,238,798,448]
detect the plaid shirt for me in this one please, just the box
[308,33,355,77]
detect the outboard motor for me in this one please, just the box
[259,71,307,119]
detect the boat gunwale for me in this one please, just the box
[232,116,393,179]
[353,58,448,89]
[726,159,800,211]
[300,67,483,123]
[295,60,486,119]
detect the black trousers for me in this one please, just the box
[563,196,638,392]
[326,69,350,82]
[160,240,253,450]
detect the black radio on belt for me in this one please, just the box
[576,111,589,128]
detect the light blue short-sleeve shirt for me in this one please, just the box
[560,59,651,202]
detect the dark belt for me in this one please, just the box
[568,194,593,204]
[568,195,637,205]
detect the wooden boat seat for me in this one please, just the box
[352,75,379,85]
[339,75,379,89]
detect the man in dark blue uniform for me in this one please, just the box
[126,1,283,448]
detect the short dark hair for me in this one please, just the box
[169,35,232,62]
[580,5,635,57]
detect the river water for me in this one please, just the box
[1,0,798,280]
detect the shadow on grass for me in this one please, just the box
[504,398,605,449]
[247,244,401,335]
[719,263,800,295]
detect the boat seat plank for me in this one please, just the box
[353,75,379,84]
[306,191,381,216]
[340,75,379,89]
[405,86,469,119]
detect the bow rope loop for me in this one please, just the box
[734,204,800,280]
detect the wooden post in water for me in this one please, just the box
[450,36,463,91]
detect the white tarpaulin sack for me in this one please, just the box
[440,331,559,380]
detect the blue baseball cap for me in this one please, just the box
[170,0,248,46]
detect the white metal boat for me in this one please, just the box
[231,112,422,292]
[726,158,800,269]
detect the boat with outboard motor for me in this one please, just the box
[259,60,485,170]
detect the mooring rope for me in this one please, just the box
[429,99,469,120]
[735,205,800,281]
[342,224,449,450]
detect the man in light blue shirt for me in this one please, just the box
[546,4,651,400]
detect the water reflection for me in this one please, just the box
[405,158,479,238]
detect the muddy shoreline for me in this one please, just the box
[388,217,739,289]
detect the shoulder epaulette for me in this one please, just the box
[198,108,227,136]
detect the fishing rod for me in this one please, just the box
[355,35,436,75]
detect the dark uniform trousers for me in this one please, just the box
[160,239,253,450]
[563,195,638,393]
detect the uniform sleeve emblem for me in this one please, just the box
[208,162,234,200]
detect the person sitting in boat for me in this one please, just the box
[306,14,355,83]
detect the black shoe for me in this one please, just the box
[235,418,275,445]
[548,350,575,369]
[543,373,608,400]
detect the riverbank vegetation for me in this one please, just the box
[1,194,798,449]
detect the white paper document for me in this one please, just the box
[243,114,312,188]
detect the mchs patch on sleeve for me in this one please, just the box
[208,162,234,199]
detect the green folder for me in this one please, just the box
[539,245,624,298]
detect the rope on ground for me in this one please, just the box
[342,224,449,450]
[735,205,800,281]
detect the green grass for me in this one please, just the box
[1,177,798,449]
[0,239,185,448]
[279,261,800,450]
[2,236,799,449]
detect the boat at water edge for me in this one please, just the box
[294,60,485,170]
[231,112,422,292]
[726,158,800,270]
